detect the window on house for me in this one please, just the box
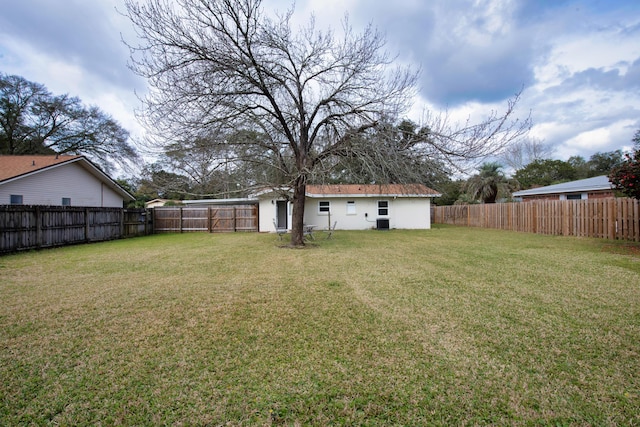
[566,194,582,200]
[378,200,389,216]
[10,195,23,205]
[62,197,71,206]
[346,200,356,215]
[318,201,331,214]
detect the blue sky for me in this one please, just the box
[1,0,639,176]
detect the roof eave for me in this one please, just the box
[74,158,135,201]
[513,187,613,197]
[306,193,442,198]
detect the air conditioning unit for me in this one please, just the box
[376,218,390,230]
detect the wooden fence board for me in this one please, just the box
[1,206,151,253]
[153,205,258,233]
[433,198,640,242]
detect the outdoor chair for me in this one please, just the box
[303,224,316,240]
[273,220,287,240]
[325,221,337,239]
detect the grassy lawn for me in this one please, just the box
[1,226,639,426]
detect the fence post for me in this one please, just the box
[617,198,623,240]
[207,207,212,233]
[85,208,91,242]
[635,199,640,242]
[562,202,569,236]
[179,207,183,233]
[35,206,42,248]
[608,200,616,240]
[233,207,237,232]
[532,202,537,234]
[118,208,123,239]
[254,204,259,231]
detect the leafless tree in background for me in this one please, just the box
[500,136,553,172]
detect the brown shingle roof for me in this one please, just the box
[0,155,81,182]
[305,184,440,197]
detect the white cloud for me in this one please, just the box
[564,128,615,153]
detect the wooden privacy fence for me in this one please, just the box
[0,206,152,253]
[153,205,258,233]
[433,198,640,242]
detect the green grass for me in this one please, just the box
[1,226,639,426]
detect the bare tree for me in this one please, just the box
[500,136,553,171]
[124,0,529,245]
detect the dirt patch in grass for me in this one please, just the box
[601,242,640,256]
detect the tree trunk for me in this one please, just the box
[485,186,498,204]
[290,179,306,246]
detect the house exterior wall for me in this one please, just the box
[586,191,616,199]
[145,199,170,208]
[258,197,292,232]
[392,197,432,229]
[303,196,431,230]
[0,163,124,207]
[257,191,434,232]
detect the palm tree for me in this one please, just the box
[465,162,509,203]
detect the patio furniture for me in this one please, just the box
[273,220,287,240]
[324,221,337,239]
[303,224,316,240]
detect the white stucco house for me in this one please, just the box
[0,155,134,207]
[256,184,441,232]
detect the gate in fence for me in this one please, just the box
[153,205,258,233]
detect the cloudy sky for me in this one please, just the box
[1,0,639,176]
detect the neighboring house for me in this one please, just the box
[145,199,171,208]
[257,184,441,232]
[512,175,615,202]
[181,198,258,207]
[0,155,134,207]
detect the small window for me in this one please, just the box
[346,201,356,215]
[318,201,331,214]
[378,200,389,216]
[10,195,23,205]
[62,197,71,206]
[566,194,582,200]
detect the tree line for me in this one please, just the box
[435,137,635,206]
[438,146,629,206]
[121,132,637,208]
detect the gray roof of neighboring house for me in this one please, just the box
[512,175,613,197]
[181,198,259,205]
